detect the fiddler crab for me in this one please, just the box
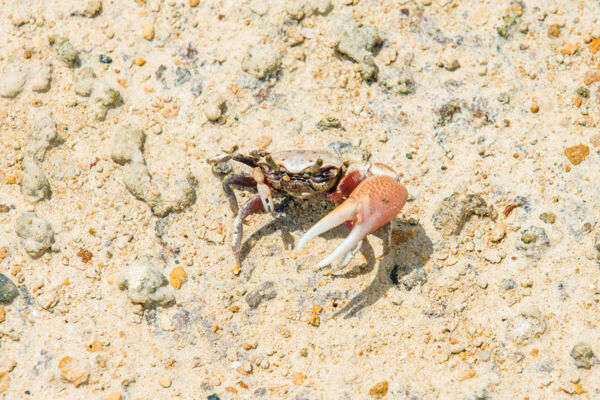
[207,150,408,270]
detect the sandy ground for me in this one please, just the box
[1,0,600,399]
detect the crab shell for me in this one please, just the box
[257,150,343,199]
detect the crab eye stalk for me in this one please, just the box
[264,155,280,171]
[309,158,324,173]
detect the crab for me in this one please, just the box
[207,150,408,269]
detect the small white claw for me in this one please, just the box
[315,224,370,268]
[257,182,274,212]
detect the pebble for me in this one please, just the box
[249,0,269,16]
[246,281,276,308]
[570,342,595,369]
[203,91,226,121]
[285,0,332,20]
[500,278,517,290]
[72,0,103,18]
[93,84,121,121]
[432,192,497,237]
[475,276,488,289]
[48,35,79,67]
[20,157,51,201]
[169,266,186,289]
[29,63,52,92]
[142,21,154,40]
[539,212,556,224]
[369,380,388,396]
[241,45,282,79]
[58,356,89,387]
[15,212,55,258]
[27,109,61,162]
[111,123,146,165]
[511,306,547,344]
[449,343,465,354]
[99,54,112,64]
[483,249,503,264]
[0,61,27,98]
[74,67,96,97]
[516,226,549,259]
[158,375,172,388]
[105,393,122,400]
[334,16,380,80]
[438,54,460,71]
[564,144,589,165]
[489,224,506,242]
[0,274,18,303]
[116,257,176,307]
[379,69,415,95]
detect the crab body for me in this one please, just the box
[257,150,343,199]
[207,149,408,269]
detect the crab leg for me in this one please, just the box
[297,175,408,268]
[232,195,265,265]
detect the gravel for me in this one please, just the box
[15,212,55,258]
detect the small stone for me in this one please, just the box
[584,70,600,86]
[0,274,18,303]
[565,144,589,165]
[317,116,341,130]
[106,393,121,400]
[300,348,308,357]
[99,54,112,64]
[561,42,578,55]
[449,343,465,354]
[539,212,556,224]
[27,109,61,162]
[142,21,154,40]
[111,123,145,165]
[432,192,497,237]
[369,380,388,396]
[169,266,186,289]
[547,24,560,38]
[334,16,380,80]
[158,375,172,388]
[189,0,199,6]
[0,306,4,323]
[74,67,96,97]
[570,342,595,369]
[20,157,51,201]
[489,224,506,242]
[516,226,549,259]
[48,35,79,67]
[497,92,510,104]
[241,45,282,79]
[58,356,89,387]
[29,63,52,92]
[93,85,121,121]
[116,257,175,307]
[483,250,503,264]
[511,306,547,344]
[439,54,460,71]
[501,278,517,290]
[576,87,590,98]
[0,61,27,98]
[246,281,276,308]
[530,103,539,113]
[15,212,55,258]
[476,277,488,289]
[72,0,103,17]
[203,91,226,121]
[379,69,415,95]
[249,0,269,15]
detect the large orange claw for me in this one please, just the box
[297,175,408,268]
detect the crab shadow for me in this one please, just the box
[238,198,433,318]
[332,220,433,319]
